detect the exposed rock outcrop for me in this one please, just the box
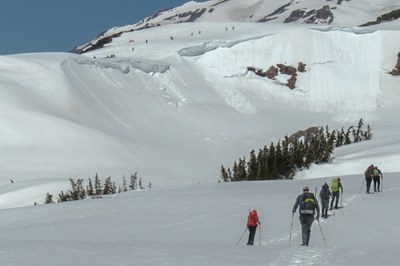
[288,126,322,143]
[360,9,400,27]
[287,75,297,90]
[284,5,334,24]
[266,66,279,79]
[298,62,307,72]
[247,62,307,89]
[277,64,297,76]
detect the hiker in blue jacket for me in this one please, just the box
[292,186,320,246]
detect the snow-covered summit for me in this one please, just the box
[74,0,400,53]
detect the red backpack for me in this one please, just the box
[247,210,259,227]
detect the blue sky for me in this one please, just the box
[0,0,203,55]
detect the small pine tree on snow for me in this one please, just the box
[266,142,278,179]
[68,178,86,200]
[102,177,113,195]
[58,190,70,202]
[112,181,117,193]
[94,173,101,195]
[344,127,352,145]
[122,175,128,192]
[247,150,258,180]
[45,192,54,204]
[364,124,373,140]
[220,165,230,182]
[86,178,94,196]
[130,172,138,190]
[237,157,247,180]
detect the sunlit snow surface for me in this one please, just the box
[0,0,400,264]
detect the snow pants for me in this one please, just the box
[330,191,340,209]
[299,214,314,246]
[365,176,372,193]
[320,198,329,217]
[373,176,381,192]
[247,226,257,245]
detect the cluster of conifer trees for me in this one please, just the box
[45,172,150,203]
[220,119,372,182]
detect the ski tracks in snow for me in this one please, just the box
[266,192,360,265]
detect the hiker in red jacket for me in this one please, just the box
[247,209,260,245]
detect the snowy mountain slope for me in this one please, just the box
[0,0,400,208]
[1,172,399,265]
[74,0,400,53]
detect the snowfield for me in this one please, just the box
[0,0,400,264]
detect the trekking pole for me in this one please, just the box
[359,179,365,193]
[340,191,343,207]
[316,218,328,247]
[258,224,261,245]
[236,227,248,246]
[289,212,294,247]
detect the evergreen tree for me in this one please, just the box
[227,168,232,181]
[266,142,277,179]
[122,175,128,192]
[86,178,94,196]
[344,127,352,145]
[68,178,85,200]
[275,141,284,178]
[291,138,303,169]
[103,177,113,195]
[237,157,247,180]
[364,124,373,140]
[336,128,344,147]
[220,119,371,182]
[303,138,314,168]
[130,172,138,190]
[247,150,258,180]
[112,181,117,193]
[45,192,54,204]
[94,173,101,195]
[220,165,230,182]
[232,161,239,181]
[355,118,364,142]
[280,136,294,178]
[256,148,266,180]
[58,190,70,202]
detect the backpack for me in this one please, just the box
[365,165,374,177]
[247,210,258,227]
[331,178,339,192]
[372,168,380,177]
[319,184,330,199]
[300,192,316,215]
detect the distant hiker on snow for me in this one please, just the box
[372,166,383,192]
[364,164,375,193]
[292,186,320,246]
[247,209,260,245]
[319,183,331,218]
[330,177,343,210]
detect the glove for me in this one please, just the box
[292,210,296,214]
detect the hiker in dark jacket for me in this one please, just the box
[364,164,375,193]
[372,166,383,192]
[319,183,331,218]
[292,186,320,246]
